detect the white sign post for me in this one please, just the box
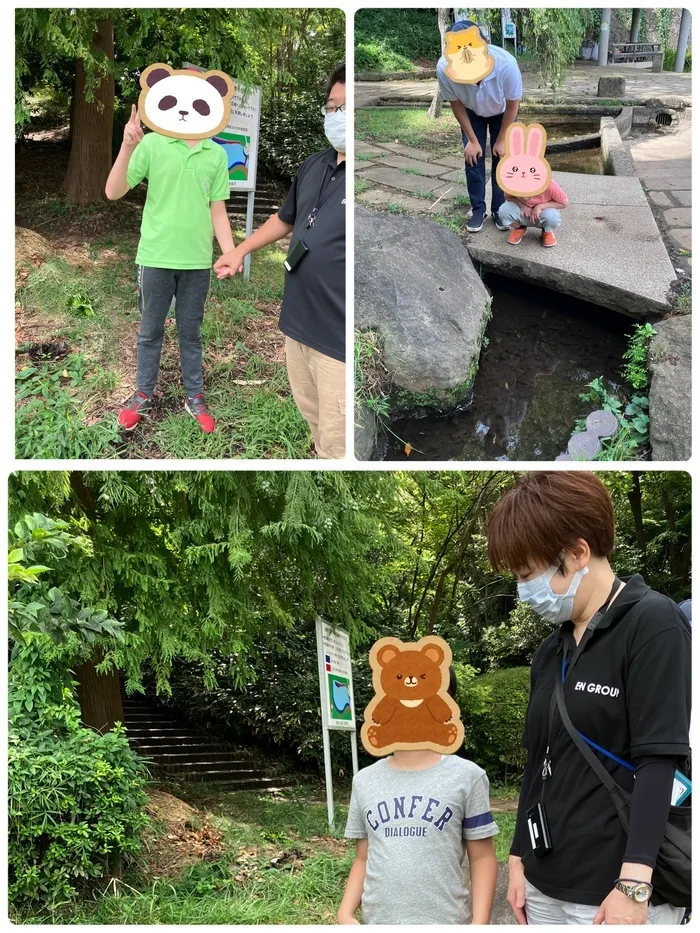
[183,65,262,282]
[315,617,359,828]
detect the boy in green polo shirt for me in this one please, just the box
[105,104,234,434]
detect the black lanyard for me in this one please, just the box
[306,160,344,230]
[540,577,623,787]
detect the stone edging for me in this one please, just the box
[600,116,636,176]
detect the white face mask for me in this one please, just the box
[324,110,346,153]
[517,563,589,626]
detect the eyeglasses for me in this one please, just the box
[321,103,346,115]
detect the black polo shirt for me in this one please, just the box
[516,575,691,906]
[277,148,346,363]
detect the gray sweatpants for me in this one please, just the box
[525,880,685,925]
[136,266,211,397]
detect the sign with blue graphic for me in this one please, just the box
[317,620,356,730]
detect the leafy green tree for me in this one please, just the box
[522,9,589,96]
[15,8,344,202]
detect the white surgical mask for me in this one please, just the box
[324,110,346,153]
[518,563,589,626]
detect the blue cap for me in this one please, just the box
[448,19,488,42]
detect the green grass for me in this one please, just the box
[675,280,691,312]
[16,231,311,460]
[356,108,461,157]
[355,178,372,195]
[13,784,516,924]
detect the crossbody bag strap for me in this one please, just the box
[554,672,628,813]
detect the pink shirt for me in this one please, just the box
[521,179,568,208]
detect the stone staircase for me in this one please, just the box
[226,179,285,220]
[122,695,289,792]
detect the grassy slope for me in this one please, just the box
[15,145,310,460]
[16,785,516,924]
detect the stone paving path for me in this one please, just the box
[356,139,470,217]
[625,113,692,273]
[356,61,692,108]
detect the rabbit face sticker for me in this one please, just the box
[443,25,495,84]
[361,636,464,756]
[496,123,552,198]
[138,63,235,140]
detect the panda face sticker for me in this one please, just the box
[138,63,235,140]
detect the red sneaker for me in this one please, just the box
[507,225,527,245]
[542,231,557,248]
[185,394,215,433]
[118,391,150,430]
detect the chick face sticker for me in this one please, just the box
[138,63,235,140]
[360,636,464,757]
[444,25,495,84]
[496,123,552,198]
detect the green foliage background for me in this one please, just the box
[15,8,345,179]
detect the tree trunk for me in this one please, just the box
[626,472,647,562]
[61,18,114,205]
[427,9,452,119]
[74,649,124,733]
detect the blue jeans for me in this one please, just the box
[461,109,505,218]
[498,201,562,233]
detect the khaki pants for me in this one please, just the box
[285,338,346,459]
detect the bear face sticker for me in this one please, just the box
[138,63,235,140]
[495,123,552,198]
[361,636,464,756]
[443,25,495,84]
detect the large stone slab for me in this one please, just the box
[355,208,491,394]
[378,154,451,177]
[467,171,677,316]
[376,142,434,161]
[356,187,444,213]
[360,166,447,195]
[356,140,386,158]
[648,315,691,461]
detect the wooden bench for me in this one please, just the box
[609,42,664,72]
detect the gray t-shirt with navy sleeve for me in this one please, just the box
[344,755,499,924]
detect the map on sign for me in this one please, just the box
[214,82,262,191]
[318,620,356,730]
[183,63,261,191]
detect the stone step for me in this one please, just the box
[188,776,290,790]
[129,739,241,755]
[158,763,267,778]
[139,749,253,764]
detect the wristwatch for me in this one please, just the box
[614,879,654,903]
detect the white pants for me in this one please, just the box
[525,880,685,925]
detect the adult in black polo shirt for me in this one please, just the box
[215,64,346,459]
[487,471,690,926]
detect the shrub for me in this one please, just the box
[355,9,441,67]
[258,93,328,181]
[8,721,150,911]
[663,48,691,72]
[481,603,551,670]
[457,665,530,779]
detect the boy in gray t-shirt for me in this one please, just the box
[338,753,499,924]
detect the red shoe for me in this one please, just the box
[118,391,150,430]
[507,225,527,245]
[185,394,215,433]
[542,231,557,248]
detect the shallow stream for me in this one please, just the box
[385,274,629,462]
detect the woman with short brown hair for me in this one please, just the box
[487,471,690,925]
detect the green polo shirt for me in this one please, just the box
[127,132,230,270]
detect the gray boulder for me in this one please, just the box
[354,403,378,461]
[355,208,491,395]
[648,315,691,461]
